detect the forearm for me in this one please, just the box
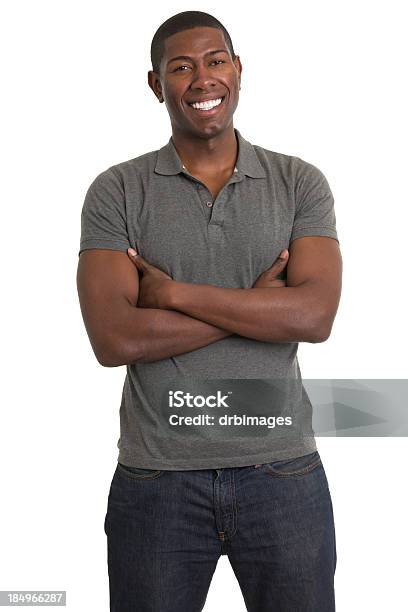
[167,281,328,343]
[106,305,232,366]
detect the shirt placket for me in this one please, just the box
[181,166,243,227]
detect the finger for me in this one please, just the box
[278,249,289,261]
[127,248,139,266]
[127,248,149,272]
[268,249,289,271]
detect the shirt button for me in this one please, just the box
[206,201,213,207]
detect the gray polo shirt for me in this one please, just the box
[79,128,339,470]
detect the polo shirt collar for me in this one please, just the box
[154,128,266,178]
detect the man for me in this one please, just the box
[77,10,342,612]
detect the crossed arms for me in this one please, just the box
[76,236,342,367]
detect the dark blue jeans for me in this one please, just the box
[104,451,337,611]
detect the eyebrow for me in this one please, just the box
[167,49,229,66]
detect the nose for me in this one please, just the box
[190,63,218,91]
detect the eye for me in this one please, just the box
[173,59,225,72]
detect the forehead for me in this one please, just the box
[163,26,229,60]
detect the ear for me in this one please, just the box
[234,55,242,89]
[148,70,163,102]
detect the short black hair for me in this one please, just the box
[150,11,236,74]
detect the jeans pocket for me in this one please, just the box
[116,462,164,480]
[264,451,322,478]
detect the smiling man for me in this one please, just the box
[77,10,342,612]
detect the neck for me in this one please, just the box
[171,125,238,174]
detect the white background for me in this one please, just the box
[1,1,407,610]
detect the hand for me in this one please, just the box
[253,249,289,288]
[127,248,173,309]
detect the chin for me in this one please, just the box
[192,121,231,139]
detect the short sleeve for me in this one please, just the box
[78,167,131,256]
[290,159,339,244]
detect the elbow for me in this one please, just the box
[96,353,121,368]
[94,344,121,367]
[307,310,334,344]
[95,337,145,368]
[308,329,331,344]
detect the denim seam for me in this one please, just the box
[116,464,164,480]
[229,470,238,539]
[265,458,322,478]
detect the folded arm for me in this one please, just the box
[164,236,342,343]
[77,237,342,366]
[76,249,232,367]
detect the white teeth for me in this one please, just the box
[190,97,223,110]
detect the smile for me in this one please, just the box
[188,97,225,113]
